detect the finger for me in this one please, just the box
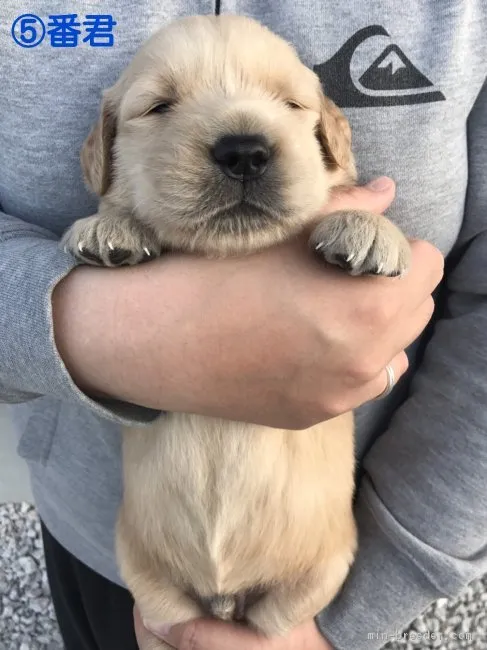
[371,350,409,401]
[134,606,172,650]
[390,294,436,357]
[357,350,409,405]
[159,618,267,650]
[354,294,434,406]
[322,176,396,216]
[401,239,444,304]
[347,240,443,318]
[322,180,444,305]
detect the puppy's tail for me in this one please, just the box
[204,594,238,620]
[201,588,265,621]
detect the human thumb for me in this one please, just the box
[323,175,396,215]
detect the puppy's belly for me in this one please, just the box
[118,411,355,598]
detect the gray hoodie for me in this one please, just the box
[0,2,486,648]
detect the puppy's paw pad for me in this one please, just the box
[328,253,354,272]
[108,247,132,265]
[310,210,411,278]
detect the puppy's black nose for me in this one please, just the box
[212,135,270,181]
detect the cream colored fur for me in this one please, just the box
[61,15,411,647]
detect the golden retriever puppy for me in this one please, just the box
[61,14,410,647]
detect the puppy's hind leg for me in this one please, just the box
[121,564,205,650]
[245,549,355,638]
[116,531,204,644]
[116,544,205,626]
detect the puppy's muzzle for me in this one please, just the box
[212,134,270,181]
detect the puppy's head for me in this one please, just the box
[81,15,357,255]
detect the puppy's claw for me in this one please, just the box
[140,247,157,264]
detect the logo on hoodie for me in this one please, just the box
[314,25,446,107]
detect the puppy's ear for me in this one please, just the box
[317,93,357,183]
[80,92,117,196]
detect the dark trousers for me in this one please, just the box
[41,520,138,650]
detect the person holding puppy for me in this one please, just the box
[0,3,485,650]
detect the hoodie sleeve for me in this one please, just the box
[0,211,160,426]
[316,80,487,650]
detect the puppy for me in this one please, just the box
[62,14,410,647]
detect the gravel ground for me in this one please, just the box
[1,502,486,650]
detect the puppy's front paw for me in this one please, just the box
[61,214,161,267]
[309,210,411,277]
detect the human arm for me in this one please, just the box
[51,180,442,429]
[1,179,440,432]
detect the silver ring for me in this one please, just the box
[374,364,396,400]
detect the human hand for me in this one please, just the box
[133,606,335,650]
[52,176,443,428]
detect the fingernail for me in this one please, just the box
[143,619,173,638]
[366,176,393,192]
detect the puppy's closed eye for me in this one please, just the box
[285,100,306,110]
[145,100,175,116]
